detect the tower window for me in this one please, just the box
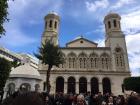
[55,21,57,29]
[113,20,117,27]
[49,20,52,28]
[45,22,47,28]
[108,21,111,29]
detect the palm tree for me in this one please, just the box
[34,41,64,93]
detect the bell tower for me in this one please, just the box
[42,12,60,45]
[104,12,130,72]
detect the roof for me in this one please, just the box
[10,63,41,80]
[66,37,98,47]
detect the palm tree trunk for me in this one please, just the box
[46,65,52,93]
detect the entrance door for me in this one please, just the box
[79,77,87,94]
[102,78,111,94]
[68,77,75,94]
[91,77,99,94]
[56,77,64,93]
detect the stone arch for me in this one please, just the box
[67,52,77,68]
[79,77,87,94]
[67,76,76,94]
[100,53,110,70]
[56,76,64,93]
[35,84,40,92]
[78,52,87,68]
[7,83,15,96]
[114,47,125,69]
[20,83,31,92]
[89,52,99,69]
[102,77,111,94]
[90,77,99,94]
[59,53,66,68]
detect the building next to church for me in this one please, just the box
[38,12,131,95]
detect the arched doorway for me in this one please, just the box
[20,83,31,92]
[91,77,99,94]
[56,77,64,93]
[79,77,87,94]
[102,78,111,94]
[67,77,76,94]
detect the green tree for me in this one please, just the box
[123,77,140,93]
[0,0,9,37]
[34,41,64,93]
[0,57,11,101]
[11,60,22,68]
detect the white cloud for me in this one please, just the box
[126,34,140,76]
[111,0,136,9]
[85,0,109,12]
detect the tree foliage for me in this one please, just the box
[0,0,9,37]
[34,41,64,93]
[0,57,11,91]
[123,77,140,93]
[11,60,22,68]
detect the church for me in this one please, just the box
[38,12,130,95]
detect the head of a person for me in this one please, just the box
[126,95,140,105]
[77,94,85,105]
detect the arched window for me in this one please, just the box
[68,52,77,68]
[20,83,31,92]
[78,53,87,69]
[89,53,98,69]
[45,21,47,29]
[55,21,57,29]
[56,77,64,93]
[100,53,110,70]
[67,77,76,94]
[102,78,111,94]
[115,47,125,70]
[79,77,87,94]
[113,19,117,27]
[91,77,99,94]
[108,21,111,29]
[35,84,40,92]
[49,20,53,28]
[59,53,66,68]
[7,83,15,96]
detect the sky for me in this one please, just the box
[0,0,140,76]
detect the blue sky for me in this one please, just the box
[0,0,140,76]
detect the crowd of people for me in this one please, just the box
[1,91,140,105]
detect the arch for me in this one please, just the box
[67,52,77,68]
[59,53,66,68]
[78,52,87,68]
[108,21,111,29]
[79,77,87,94]
[67,76,76,94]
[54,21,57,29]
[7,83,15,96]
[114,47,125,69]
[90,77,99,94]
[20,83,31,92]
[102,77,111,94]
[35,84,40,92]
[100,53,110,70]
[89,52,98,69]
[49,20,53,28]
[113,19,117,27]
[56,76,64,93]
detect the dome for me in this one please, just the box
[45,11,60,20]
[104,12,121,22]
[10,63,41,80]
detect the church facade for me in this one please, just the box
[38,12,131,95]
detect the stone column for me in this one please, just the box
[87,77,91,92]
[76,78,79,94]
[99,78,103,93]
[64,78,67,94]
